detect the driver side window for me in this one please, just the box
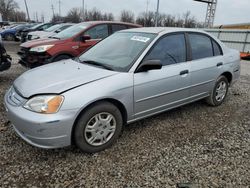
[144,34,186,66]
[85,24,109,40]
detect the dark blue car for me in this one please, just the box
[0,24,34,41]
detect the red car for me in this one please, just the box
[18,21,141,68]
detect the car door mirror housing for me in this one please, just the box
[81,35,91,42]
[137,60,162,72]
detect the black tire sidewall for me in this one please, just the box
[5,34,14,41]
[74,102,123,153]
[212,76,229,106]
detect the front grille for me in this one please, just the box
[27,35,32,40]
[7,87,26,106]
[17,47,30,58]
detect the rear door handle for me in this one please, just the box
[180,70,189,75]
[217,62,223,67]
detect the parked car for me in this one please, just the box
[15,23,39,41]
[20,22,55,43]
[0,36,12,72]
[4,28,241,153]
[0,24,34,41]
[18,21,141,68]
[26,23,75,41]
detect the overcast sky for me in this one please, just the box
[15,0,250,25]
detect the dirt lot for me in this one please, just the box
[0,42,250,187]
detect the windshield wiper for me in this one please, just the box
[49,36,60,40]
[82,60,113,71]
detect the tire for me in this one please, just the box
[74,102,123,153]
[206,75,229,106]
[53,55,72,62]
[4,33,15,41]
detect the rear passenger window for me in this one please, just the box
[144,34,186,66]
[112,25,127,33]
[189,34,213,60]
[212,40,222,56]
[85,25,109,39]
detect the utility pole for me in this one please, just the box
[51,4,55,17]
[58,0,61,16]
[155,0,160,27]
[24,0,30,21]
[82,0,85,21]
[144,0,149,26]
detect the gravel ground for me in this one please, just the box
[0,42,250,187]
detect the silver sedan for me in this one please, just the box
[4,27,241,153]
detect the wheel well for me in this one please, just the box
[221,72,233,84]
[71,99,128,144]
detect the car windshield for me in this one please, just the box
[79,32,156,72]
[45,24,62,32]
[30,23,44,29]
[53,23,90,39]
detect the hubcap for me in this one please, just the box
[215,81,227,102]
[84,112,116,146]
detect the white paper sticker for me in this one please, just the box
[131,36,150,43]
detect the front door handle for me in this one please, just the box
[217,62,223,67]
[180,70,189,75]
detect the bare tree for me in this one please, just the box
[162,14,176,27]
[84,8,103,21]
[65,8,81,23]
[183,11,196,28]
[51,14,63,23]
[136,11,155,27]
[120,10,135,23]
[84,8,114,21]
[9,10,26,22]
[0,0,19,21]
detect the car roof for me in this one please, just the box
[78,21,141,27]
[123,27,209,35]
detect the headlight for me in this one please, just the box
[30,45,54,53]
[24,95,64,114]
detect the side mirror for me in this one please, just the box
[80,35,91,42]
[137,60,162,72]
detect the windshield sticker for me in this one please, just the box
[131,36,150,43]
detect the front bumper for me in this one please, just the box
[4,89,78,149]
[17,47,52,68]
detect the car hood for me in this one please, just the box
[21,37,63,48]
[14,59,118,98]
[28,31,54,39]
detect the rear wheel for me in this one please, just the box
[74,102,123,153]
[206,75,229,106]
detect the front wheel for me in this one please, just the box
[4,34,15,41]
[74,102,123,153]
[206,75,229,106]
